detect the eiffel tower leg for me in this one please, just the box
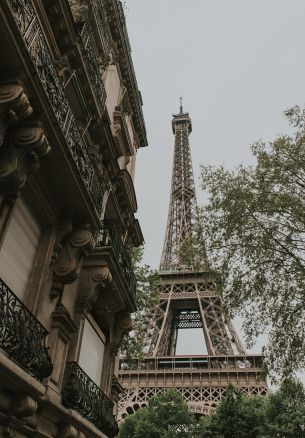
[152,297,171,356]
[197,294,216,355]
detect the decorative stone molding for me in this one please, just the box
[110,311,133,356]
[12,393,38,417]
[111,375,123,402]
[113,107,133,159]
[51,225,95,298]
[77,264,112,313]
[56,423,87,438]
[0,83,33,145]
[52,304,77,339]
[0,388,11,413]
[1,424,17,438]
[0,124,51,196]
[57,423,78,438]
[0,388,38,418]
[51,215,74,264]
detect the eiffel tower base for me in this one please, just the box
[118,356,268,420]
[118,272,268,421]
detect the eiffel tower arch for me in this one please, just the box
[118,102,268,420]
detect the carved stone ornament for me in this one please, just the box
[0,83,33,145]
[51,225,95,298]
[68,0,89,21]
[2,424,17,438]
[0,388,38,418]
[12,393,38,417]
[110,311,133,356]
[77,264,112,313]
[57,423,78,438]
[0,124,51,196]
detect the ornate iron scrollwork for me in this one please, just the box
[120,247,136,299]
[62,361,119,438]
[0,279,53,380]
[91,0,112,58]
[8,0,105,215]
[96,221,137,298]
[76,21,107,112]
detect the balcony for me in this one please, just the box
[96,221,137,300]
[7,0,105,216]
[62,362,119,437]
[90,0,112,57]
[0,278,53,380]
[113,106,133,157]
[75,20,107,114]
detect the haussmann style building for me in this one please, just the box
[0,0,147,437]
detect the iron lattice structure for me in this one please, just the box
[118,103,267,420]
[160,101,200,271]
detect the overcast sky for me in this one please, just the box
[125,1,305,356]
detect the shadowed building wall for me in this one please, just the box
[0,1,147,436]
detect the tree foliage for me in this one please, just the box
[264,379,305,437]
[120,381,305,438]
[120,246,159,366]
[200,384,266,437]
[119,390,200,438]
[200,106,305,380]
[201,380,305,437]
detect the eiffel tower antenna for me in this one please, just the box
[179,96,183,113]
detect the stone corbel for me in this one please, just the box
[110,311,133,356]
[13,393,38,418]
[0,83,33,145]
[0,124,51,196]
[1,425,16,438]
[57,423,79,438]
[0,388,38,418]
[113,122,121,137]
[51,224,95,298]
[68,0,89,21]
[111,375,123,402]
[77,264,112,313]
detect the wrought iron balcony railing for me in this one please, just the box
[76,20,107,113]
[8,0,104,215]
[90,0,112,57]
[0,278,53,380]
[120,247,137,299]
[96,221,137,299]
[62,362,119,438]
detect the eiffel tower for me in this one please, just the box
[118,101,267,420]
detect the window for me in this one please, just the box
[0,196,41,300]
[79,316,106,386]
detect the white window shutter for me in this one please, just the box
[0,196,41,300]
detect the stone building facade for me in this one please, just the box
[0,0,147,436]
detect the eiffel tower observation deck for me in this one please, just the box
[118,101,268,420]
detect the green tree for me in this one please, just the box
[119,390,200,438]
[199,106,305,380]
[200,384,266,437]
[120,246,159,366]
[264,379,305,437]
